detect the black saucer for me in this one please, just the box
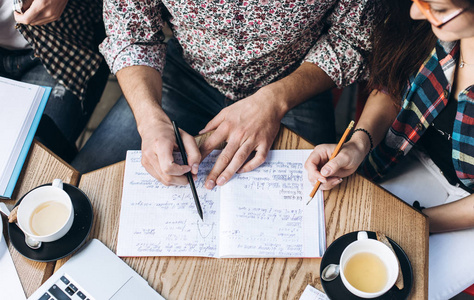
[8,183,93,262]
[320,231,413,300]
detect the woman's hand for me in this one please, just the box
[304,132,371,190]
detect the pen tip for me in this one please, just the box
[306,198,313,205]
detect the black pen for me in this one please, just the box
[172,121,204,220]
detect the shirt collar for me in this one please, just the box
[435,39,458,90]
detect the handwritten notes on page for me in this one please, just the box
[218,150,319,257]
[117,149,324,258]
[117,150,220,257]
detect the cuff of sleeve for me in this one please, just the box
[303,36,367,88]
[100,40,167,75]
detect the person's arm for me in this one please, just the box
[423,193,474,233]
[199,62,335,189]
[116,66,201,186]
[14,0,68,25]
[100,0,200,185]
[304,90,400,190]
[303,0,376,88]
[198,0,376,190]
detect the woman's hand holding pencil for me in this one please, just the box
[305,121,373,203]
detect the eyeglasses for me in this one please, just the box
[411,0,468,28]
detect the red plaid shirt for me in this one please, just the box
[361,40,474,192]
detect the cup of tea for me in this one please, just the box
[339,231,399,298]
[16,179,74,248]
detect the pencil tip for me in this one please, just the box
[306,198,313,205]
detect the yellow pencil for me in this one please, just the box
[307,120,355,205]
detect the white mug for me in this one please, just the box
[17,179,74,247]
[339,231,399,298]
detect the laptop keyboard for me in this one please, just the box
[37,275,91,300]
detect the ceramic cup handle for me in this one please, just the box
[52,178,63,190]
[357,231,368,240]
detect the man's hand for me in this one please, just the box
[116,66,202,187]
[14,0,68,25]
[140,118,201,186]
[199,88,285,189]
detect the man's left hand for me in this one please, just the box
[199,88,286,189]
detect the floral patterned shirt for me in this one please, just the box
[100,0,375,100]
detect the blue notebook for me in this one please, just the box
[0,77,51,199]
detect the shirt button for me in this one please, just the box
[415,123,423,131]
[397,149,404,156]
[443,89,449,98]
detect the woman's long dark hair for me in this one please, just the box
[367,0,437,98]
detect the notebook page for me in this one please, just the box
[0,77,42,194]
[117,150,221,257]
[218,149,321,258]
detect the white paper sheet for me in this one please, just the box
[299,285,329,300]
[117,150,221,257]
[218,150,318,257]
[117,149,323,258]
[0,77,43,195]
[0,227,26,300]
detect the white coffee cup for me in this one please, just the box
[17,179,74,247]
[339,231,399,298]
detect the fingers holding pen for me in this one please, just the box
[140,120,202,186]
[141,140,190,186]
[305,144,335,183]
[305,143,356,190]
[180,128,201,176]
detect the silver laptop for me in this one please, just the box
[28,239,165,300]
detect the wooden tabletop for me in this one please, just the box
[1,141,80,297]
[4,127,429,299]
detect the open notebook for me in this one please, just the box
[117,149,326,258]
[0,77,50,198]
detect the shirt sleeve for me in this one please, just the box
[304,0,375,88]
[99,0,167,75]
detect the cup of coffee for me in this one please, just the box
[16,179,74,247]
[339,231,399,298]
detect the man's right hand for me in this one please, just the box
[116,66,202,186]
[139,118,201,186]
